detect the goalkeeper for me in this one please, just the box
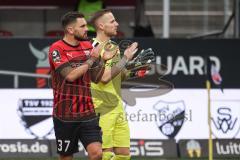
[89,9,155,160]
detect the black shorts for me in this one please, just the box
[53,117,102,156]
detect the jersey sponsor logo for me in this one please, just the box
[66,53,73,58]
[29,43,50,88]
[18,99,54,139]
[153,100,185,138]
[211,100,240,138]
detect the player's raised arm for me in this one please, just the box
[61,44,102,82]
[100,42,138,84]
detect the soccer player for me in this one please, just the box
[48,11,116,160]
[89,9,154,160]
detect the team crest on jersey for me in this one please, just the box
[153,100,185,138]
[52,50,61,63]
[18,99,54,139]
[211,100,240,138]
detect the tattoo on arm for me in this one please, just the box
[90,59,105,83]
[60,66,74,78]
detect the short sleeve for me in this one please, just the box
[49,45,70,72]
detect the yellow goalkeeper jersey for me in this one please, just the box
[91,38,124,114]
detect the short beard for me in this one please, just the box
[74,34,88,41]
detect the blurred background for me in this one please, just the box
[0,0,240,160]
[0,0,237,38]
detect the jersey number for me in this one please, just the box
[57,140,70,152]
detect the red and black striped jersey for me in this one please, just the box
[48,40,96,121]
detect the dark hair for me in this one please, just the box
[89,9,112,28]
[61,11,85,29]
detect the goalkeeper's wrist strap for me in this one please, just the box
[136,70,147,77]
[127,69,147,78]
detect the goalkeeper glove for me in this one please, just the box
[125,48,155,70]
